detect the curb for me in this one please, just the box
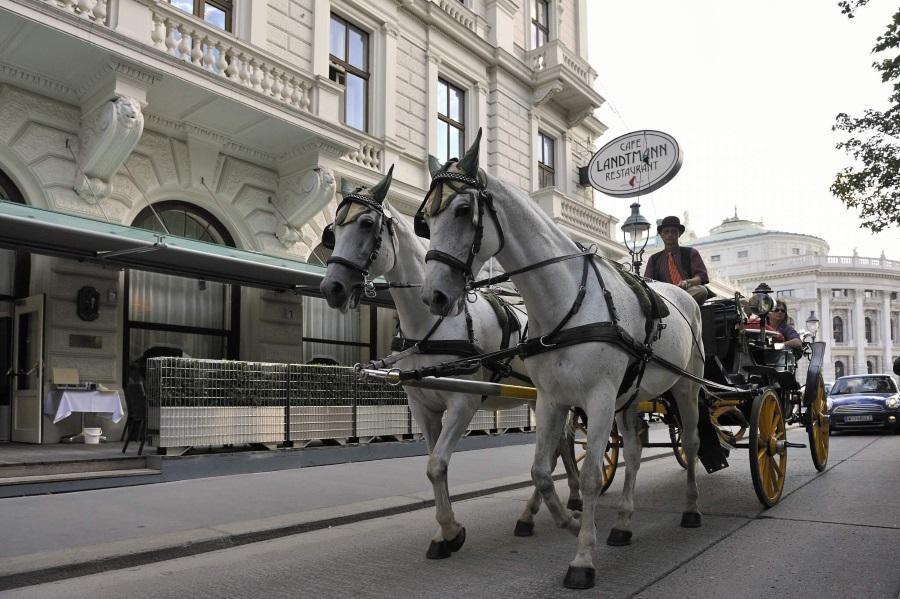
[0,450,673,590]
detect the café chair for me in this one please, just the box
[122,382,148,456]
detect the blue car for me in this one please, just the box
[828,374,900,433]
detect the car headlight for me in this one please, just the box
[826,398,833,412]
[887,397,900,409]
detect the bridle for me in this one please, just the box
[413,167,505,288]
[322,192,395,299]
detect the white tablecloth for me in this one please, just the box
[48,390,125,424]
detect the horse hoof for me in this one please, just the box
[514,520,535,537]
[606,528,632,546]
[563,566,596,589]
[566,498,583,512]
[680,512,702,528]
[426,540,451,559]
[446,527,466,552]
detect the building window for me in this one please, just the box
[865,317,873,342]
[538,132,555,188]
[710,255,720,262]
[833,316,843,343]
[169,1,233,30]
[436,78,465,164]
[737,250,748,259]
[832,289,848,298]
[330,14,369,132]
[126,202,241,377]
[834,360,845,378]
[867,360,874,374]
[792,248,800,255]
[776,290,794,298]
[532,0,550,48]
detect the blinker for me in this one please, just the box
[414,212,430,239]
[322,223,336,250]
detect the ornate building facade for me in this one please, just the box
[690,214,899,384]
[0,0,620,442]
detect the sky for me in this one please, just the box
[587,0,899,258]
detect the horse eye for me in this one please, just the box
[454,203,471,218]
[358,218,374,230]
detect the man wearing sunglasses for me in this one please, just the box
[768,299,802,349]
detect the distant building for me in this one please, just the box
[691,213,899,383]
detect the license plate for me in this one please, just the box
[844,415,873,423]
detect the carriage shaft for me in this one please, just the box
[358,368,537,401]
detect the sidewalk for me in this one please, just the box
[0,431,674,590]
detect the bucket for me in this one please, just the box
[83,427,102,444]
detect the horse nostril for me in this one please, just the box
[328,281,346,300]
[431,290,448,307]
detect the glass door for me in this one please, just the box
[11,294,43,443]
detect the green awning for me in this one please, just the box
[0,200,392,306]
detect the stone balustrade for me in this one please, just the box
[726,254,900,278]
[434,0,477,33]
[42,0,108,23]
[527,40,596,87]
[342,141,382,170]
[149,6,312,112]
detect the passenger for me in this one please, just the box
[644,215,710,305]
[767,299,802,349]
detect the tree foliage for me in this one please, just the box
[831,1,900,233]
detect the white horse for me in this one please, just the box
[418,132,704,589]
[318,167,582,560]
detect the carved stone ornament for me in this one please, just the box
[274,167,337,247]
[76,96,144,203]
[534,81,564,107]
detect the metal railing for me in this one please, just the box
[145,357,532,450]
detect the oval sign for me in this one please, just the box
[586,130,682,198]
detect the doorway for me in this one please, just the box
[10,294,44,443]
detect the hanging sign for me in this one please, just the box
[585,130,682,198]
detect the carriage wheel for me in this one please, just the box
[574,421,620,493]
[668,423,689,469]
[806,372,829,472]
[749,389,787,508]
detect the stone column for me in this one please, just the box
[883,293,893,374]
[425,51,440,158]
[854,289,866,374]
[819,289,833,381]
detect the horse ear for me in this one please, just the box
[340,179,354,197]
[457,127,482,177]
[370,165,394,204]
[427,155,442,178]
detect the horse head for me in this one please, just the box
[320,165,396,312]
[417,129,504,316]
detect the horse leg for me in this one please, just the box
[608,403,644,547]
[672,377,702,528]
[422,397,479,559]
[559,427,583,512]
[531,401,579,536]
[564,394,615,590]
[515,428,577,536]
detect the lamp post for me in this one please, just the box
[621,202,651,275]
[805,310,820,340]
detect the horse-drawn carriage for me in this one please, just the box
[578,286,830,507]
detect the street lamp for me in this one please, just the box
[621,202,651,274]
[805,310,820,339]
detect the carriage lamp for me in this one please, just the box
[805,310,820,339]
[747,283,775,316]
[621,202,651,274]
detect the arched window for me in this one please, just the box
[125,202,240,373]
[834,360,845,378]
[864,317,873,343]
[833,316,844,343]
[866,360,874,374]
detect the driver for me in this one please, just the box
[644,216,709,305]
[767,299,801,349]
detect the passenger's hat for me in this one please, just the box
[657,215,685,235]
